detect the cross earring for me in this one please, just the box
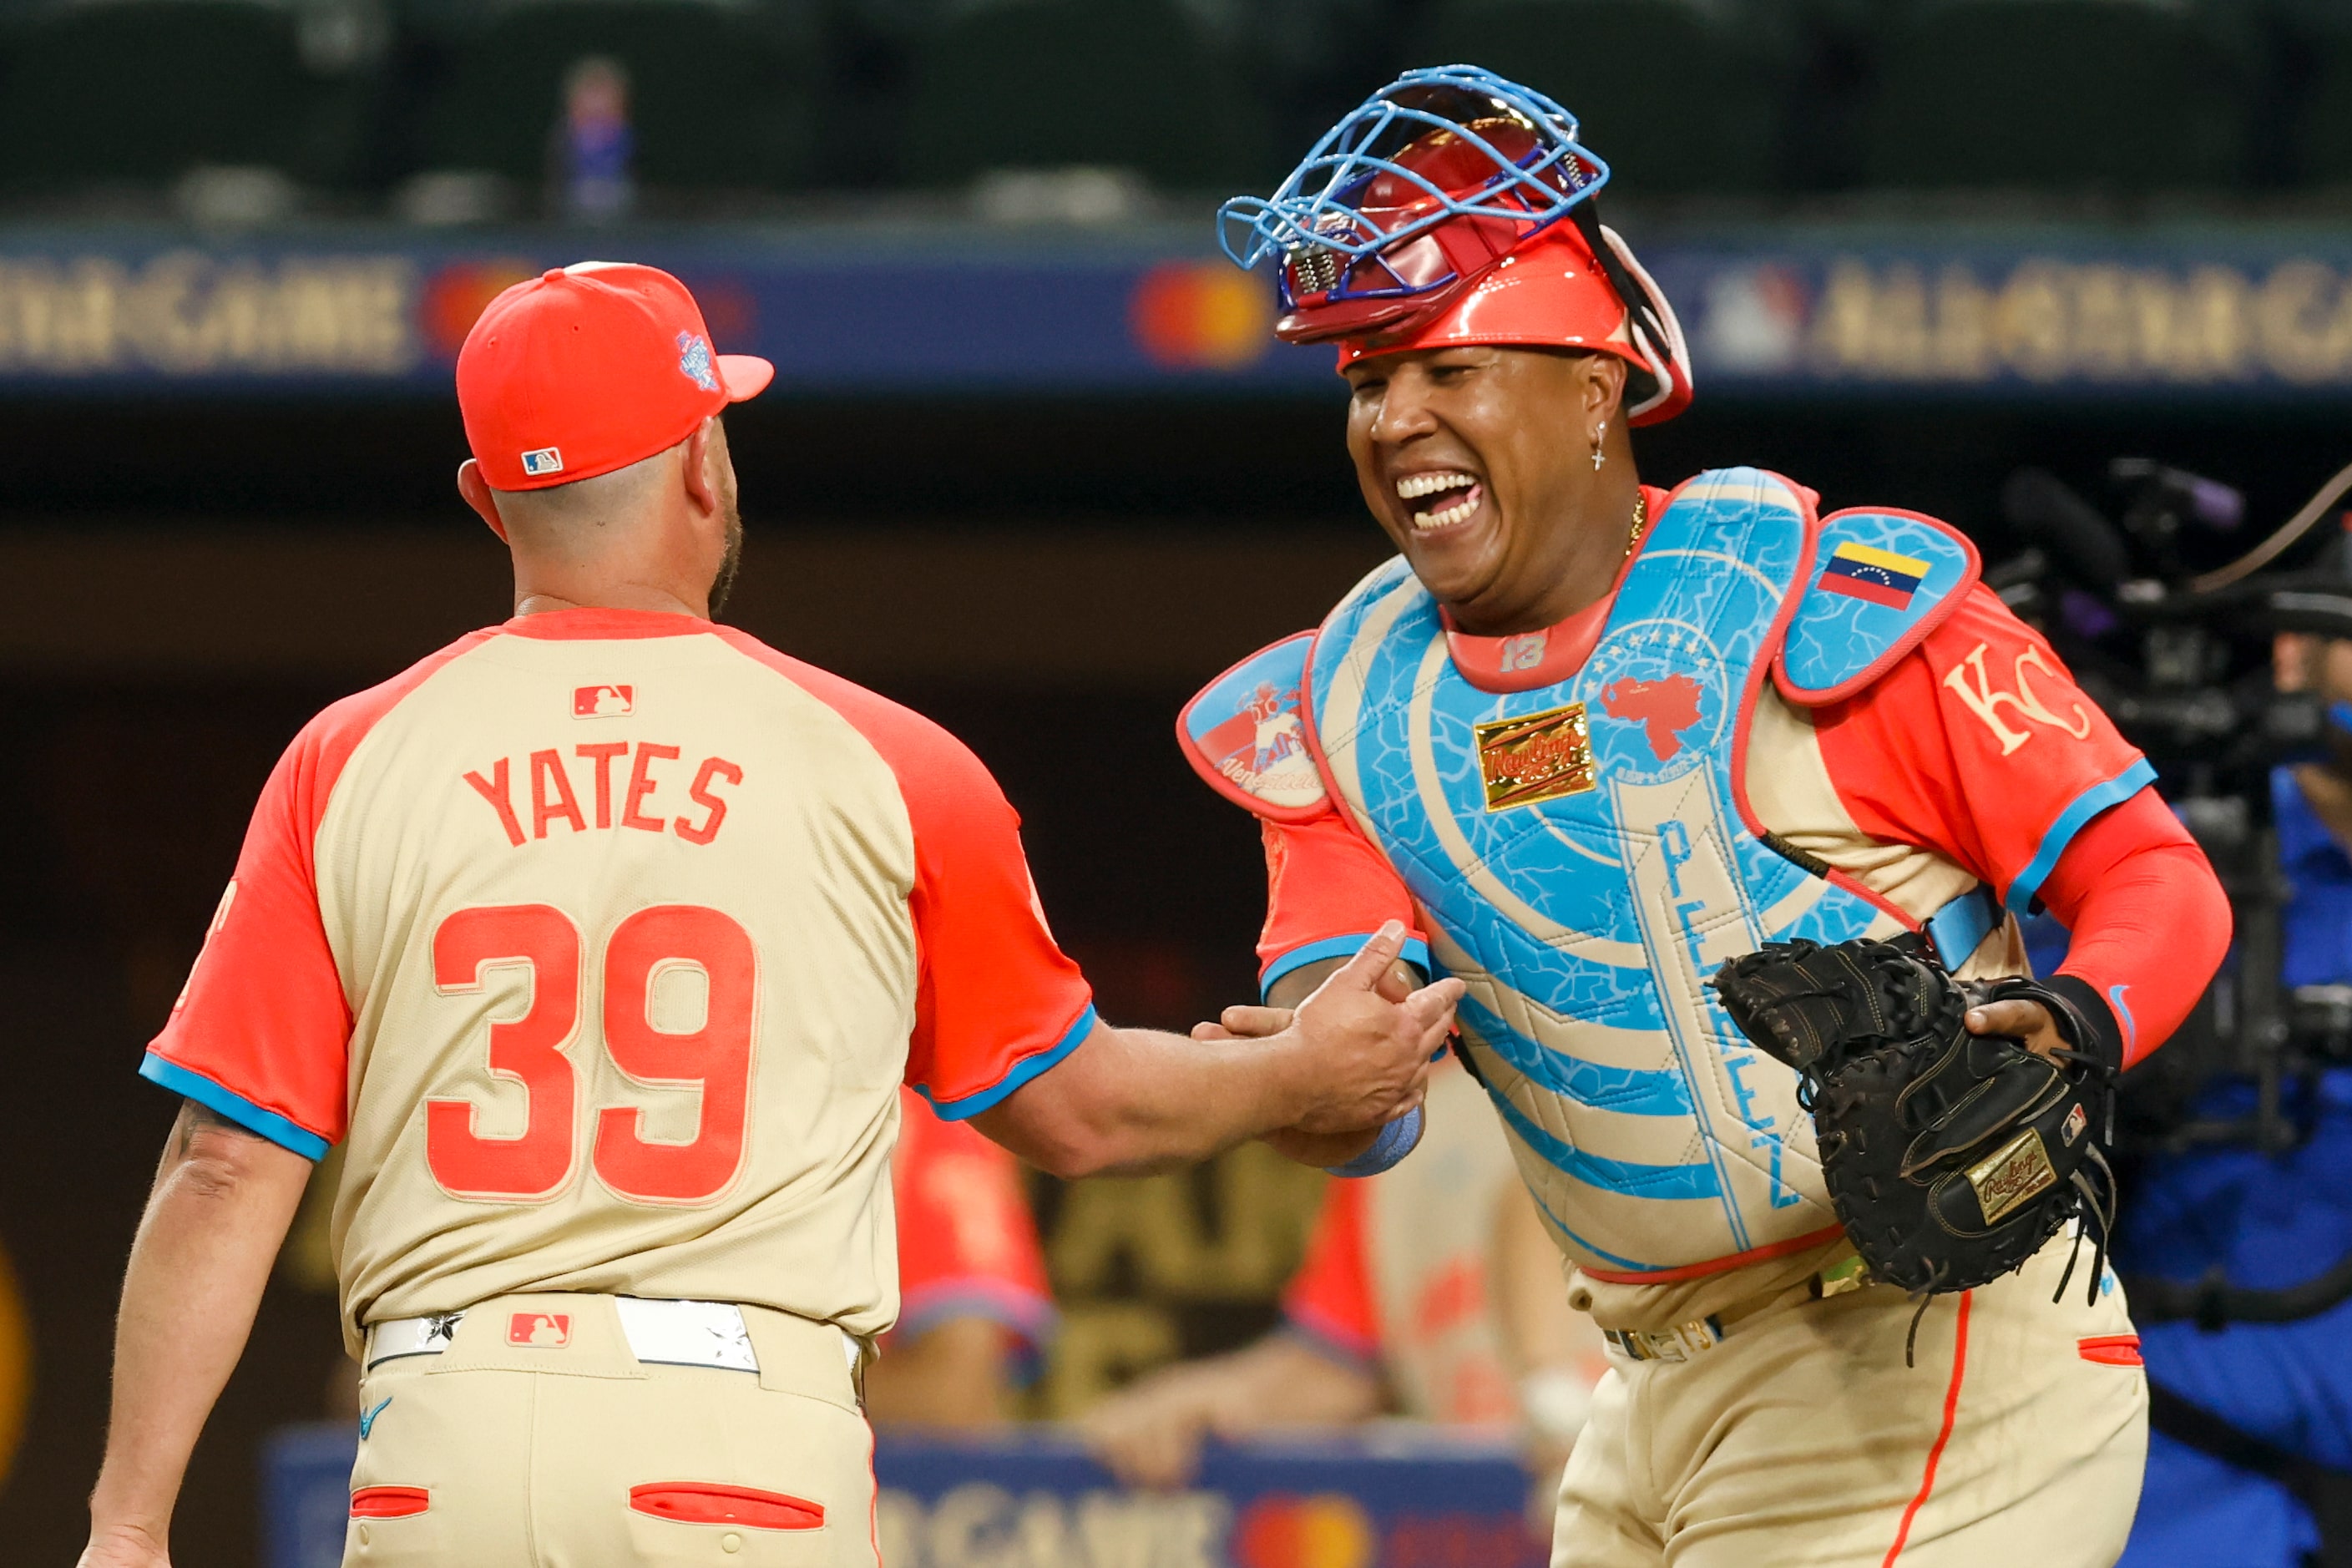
[1591,420,1607,470]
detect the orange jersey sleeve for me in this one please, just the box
[889,1086,1054,1357]
[141,632,498,1157]
[1279,1175,1382,1363]
[2033,788,2229,1066]
[1256,812,1429,998]
[1808,584,2156,914]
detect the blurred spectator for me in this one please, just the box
[1081,1058,1608,1508]
[2113,625,2352,1566]
[864,1085,1057,1427]
[555,55,634,223]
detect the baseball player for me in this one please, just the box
[1181,69,2233,1565]
[73,262,1461,1568]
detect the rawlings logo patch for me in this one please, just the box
[1966,1128,2058,1224]
[1475,702,1597,812]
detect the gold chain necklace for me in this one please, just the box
[1623,490,1650,559]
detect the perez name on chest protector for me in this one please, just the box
[1181,468,1982,1277]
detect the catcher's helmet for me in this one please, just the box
[1217,66,1692,425]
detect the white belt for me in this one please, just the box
[366,1297,844,1376]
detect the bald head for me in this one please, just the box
[459,414,744,620]
[488,444,675,551]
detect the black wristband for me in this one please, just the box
[2038,973,2128,1076]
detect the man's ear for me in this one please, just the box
[680,417,722,518]
[457,460,508,541]
[1583,353,1629,420]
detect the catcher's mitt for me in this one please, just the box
[1710,936,2117,1358]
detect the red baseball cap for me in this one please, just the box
[457,261,775,491]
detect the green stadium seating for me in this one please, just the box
[0,1,335,190]
[417,0,814,195]
[1861,0,2246,191]
[1410,0,1779,195]
[899,0,1269,191]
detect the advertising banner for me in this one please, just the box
[7,224,2352,401]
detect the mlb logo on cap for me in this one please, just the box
[521,448,564,477]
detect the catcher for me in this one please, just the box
[1179,68,2233,1565]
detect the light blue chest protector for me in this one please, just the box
[1181,468,1987,1277]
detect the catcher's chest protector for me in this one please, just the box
[1308,468,1970,1277]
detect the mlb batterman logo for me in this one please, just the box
[508,1313,571,1348]
[521,447,564,477]
[574,685,634,718]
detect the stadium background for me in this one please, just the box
[3,0,2351,1560]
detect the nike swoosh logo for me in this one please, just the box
[2107,984,2137,1052]
[359,1396,392,1439]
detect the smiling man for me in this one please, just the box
[1179,69,2233,1567]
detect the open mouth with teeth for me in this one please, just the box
[1397,470,1485,531]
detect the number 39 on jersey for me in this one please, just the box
[427,902,757,1209]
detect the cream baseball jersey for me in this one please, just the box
[144,609,1095,1351]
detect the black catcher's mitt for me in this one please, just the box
[1709,936,2117,1353]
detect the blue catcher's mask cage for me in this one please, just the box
[1216,66,1610,336]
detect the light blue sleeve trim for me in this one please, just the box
[1325,1103,1423,1177]
[2003,759,2159,914]
[919,1004,1099,1122]
[139,1053,331,1161]
[1259,933,1432,1002]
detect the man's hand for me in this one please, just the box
[76,1523,170,1568]
[1081,1336,1382,1490]
[1282,923,1460,1136]
[1194,1003,1399,1167]
[1965,998,2066,1058]
[1080,1363,1232,1490]
[1197,936,1442,1166]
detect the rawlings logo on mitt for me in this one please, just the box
[1709,936,2117,1358]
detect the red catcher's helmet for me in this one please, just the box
[1219,67,1693,425]
[1333,215,1694,428]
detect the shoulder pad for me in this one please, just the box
[1774,508,1980,706]
[1176,632,1330,822]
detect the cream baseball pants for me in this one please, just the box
[1553,1234,2148,1568]
[344,1293,879,1567]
